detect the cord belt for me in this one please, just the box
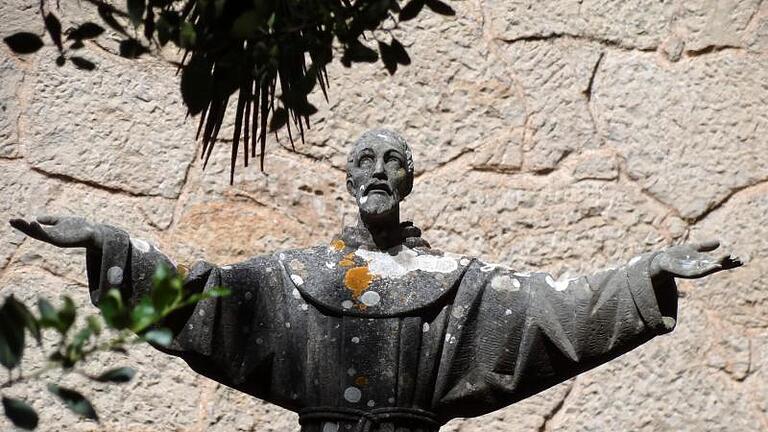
[299,406,440,432]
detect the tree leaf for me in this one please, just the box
[127,0,146,27]
[3,33,44,54]
[86,315,102,336]
[151,265,181,314]
[99,289,130,330]
[58,296,76,334]
[37,298,60,330]
[7,296,41,344]
[0,297,25,369]
[68,22,105,40]
[44,13,63,51]
[179,21,196,48]
[231,10,266,39]
[94,367,136,383]
[2,397,38,430]
[425,0,456,16]
[143,328,172,347]
[47,384,99,421]
[399,0,425,21]
[131,297,158,332]
[70,57,97,71]
[205,286,232,298]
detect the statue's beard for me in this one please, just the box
[357,190,399,220]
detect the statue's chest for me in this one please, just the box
[280,244,471,317]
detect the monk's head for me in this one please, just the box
[346,129,414,220]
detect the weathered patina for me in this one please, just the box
[9,129,742,432]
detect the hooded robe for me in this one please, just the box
[86,226,677,432]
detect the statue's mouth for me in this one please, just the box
[363,182,392,196]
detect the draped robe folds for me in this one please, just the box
[86,226,678,432]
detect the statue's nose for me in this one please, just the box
[373,158,387,179]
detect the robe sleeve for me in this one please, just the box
[84,226,286,391]
[433,252,677,420]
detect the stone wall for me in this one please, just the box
[1,0,767,430]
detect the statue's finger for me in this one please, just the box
[719,255,743,270]
[9,218,31,233]
[695,240,720,252]
[28,221,51,241]
[36,215,59,225]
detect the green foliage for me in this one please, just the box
[2,0,455,182]
[0,264,230,430]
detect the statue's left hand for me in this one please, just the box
[650,240,743,279]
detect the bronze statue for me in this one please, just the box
[9,129,742,432]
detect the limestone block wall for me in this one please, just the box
[1,0,767,430]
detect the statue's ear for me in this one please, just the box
[346,178,356,197]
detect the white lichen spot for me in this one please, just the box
[198,309,205,317]
[351,336,360,344]
[292,288,301,299]
[360,196,368,204]
[479,264,495,272]
[347,368,356,376]
[300,304,309,311]
[459,258,470,266]
[367,400,376,407]
[422,323,430,333]
[388,397,396,404]
[628,255,642,265]
[451,305,465,319]
[279,253,286,261]
[322,422,340,432]
[244,292,253,300]
[552,277,573,291]
[130,238,151,253]
[354,247,458,278]
[107,266,123,285]
[343,387,362,403]
[341,300,354,309]
[445,333,452,342]
[188,324,194,330]
[360,291,381,307]
[491,275,520,292]
[285,322,291,328]
[449,335,456,344]
[221,265,233,271]
[290,274,304,286]
[505,309,512,316]
[325,261,336,269]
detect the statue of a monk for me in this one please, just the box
[10,129,742,432]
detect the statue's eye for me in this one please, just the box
[386,157,402,169]
[359,155,374,168]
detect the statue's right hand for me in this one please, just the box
[9,215,102,250]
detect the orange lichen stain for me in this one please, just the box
[354,376,368,386]
[339,252,357,267]
[330,239,346,251]
[344,266,374,298]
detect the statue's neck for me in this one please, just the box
[340,214,429,251]
[355,212,401,250]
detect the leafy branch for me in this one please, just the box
[2,0,456,183]
[0,264,230,430]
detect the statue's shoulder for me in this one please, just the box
[278,241,474,317]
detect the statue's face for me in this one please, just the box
[347,138,410,219]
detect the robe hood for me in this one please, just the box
[280,240,471,318]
